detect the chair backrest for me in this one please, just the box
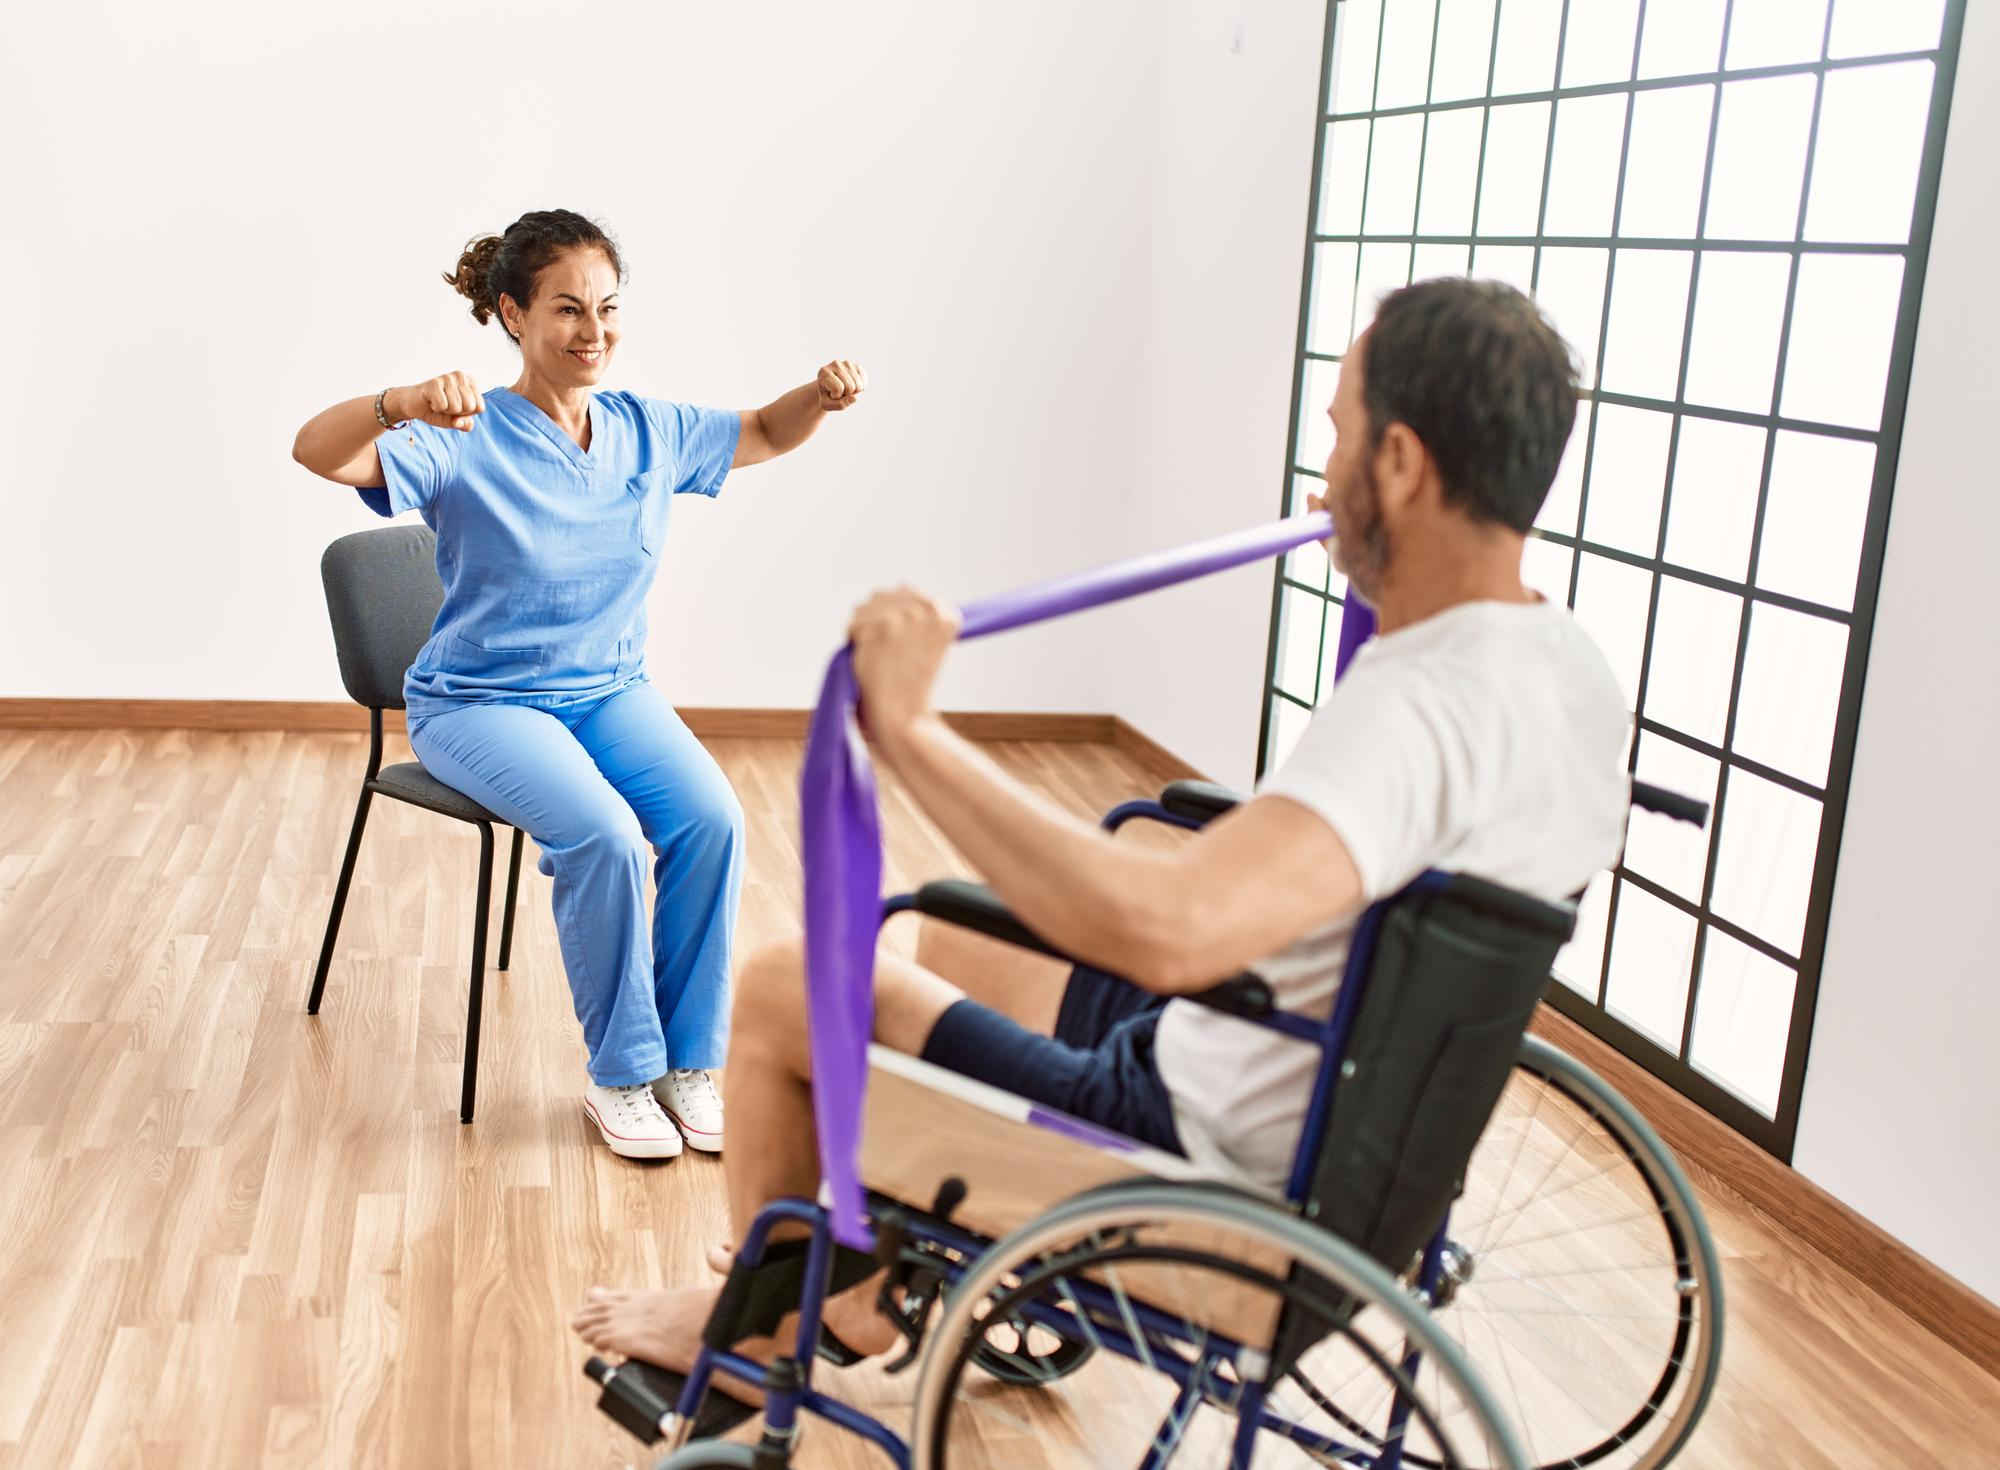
[1298,873,1575,1274]
[321,525,443,710]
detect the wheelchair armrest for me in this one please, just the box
[1184,973,1275,1020]
[908,879,1069,961]
[907,879,1274,1021]
[1159,780,1246,826]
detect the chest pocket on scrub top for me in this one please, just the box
[624,468,674,555]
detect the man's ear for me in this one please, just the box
[1375,422,1430,518]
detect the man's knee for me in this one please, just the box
[733,937,808,1028]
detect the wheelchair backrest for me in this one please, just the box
[1293,872,1576,1276]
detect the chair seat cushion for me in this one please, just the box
[370,761,501,825]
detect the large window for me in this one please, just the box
[1260,0,1965,1156]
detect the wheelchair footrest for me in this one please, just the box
[583,1355,762,1445]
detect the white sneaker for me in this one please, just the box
[654,1069,724,1153]
[584,1081,684,1160]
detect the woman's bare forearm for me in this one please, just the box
[293,394,398,483]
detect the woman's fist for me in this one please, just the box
[390,371,483,431]
[816,360,867,412]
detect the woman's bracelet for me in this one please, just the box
[374,389,409,431]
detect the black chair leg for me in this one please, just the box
[308,784,375,1014]
[497,827,524,972]
[461,821,496,1124]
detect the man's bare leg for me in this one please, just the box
[572,935,970,1375]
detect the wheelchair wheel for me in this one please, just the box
[1317,1036,1725,1470]
[911,1183,1528,1469]
[650,1443,757,1468]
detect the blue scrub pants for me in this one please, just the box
[408,679,743,1086]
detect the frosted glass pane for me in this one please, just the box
[1416,107,1484,236]
[1296,357,1340,468]
[1375,0,1438,110]
[1412,242,1473,283]
[1711,769,1822,953]
[1600,249,1693,401]
[1605,884,1698,1050]
[1638,0,1727,79]
[1307,242,1361,357]
[1705,75,1817,240]
[1689,932,1796,1116]
[1331,0,1383,114]
[1471,245,1535,298]
[1476,102,1552,238]
[1574,553,1653,708]
[1354,241,1416,335]
[1535,247,1609,388]
[1277,587,1327,703]
[1365,113,1426,234]
[1626,734,1719,901]
[1321,596,1364,688]
[1555,872,1614,995]
[1619,85,1714,239]
[1523,535,1577,606]
[1583,404,1673,555]
[1805,61,1935,245]
[1536,403,1593,536]
[1562,0,1640,86]
[1492,0,1563,94]
[1757,431,1875,609]
[1644,577,1741,745]
[1318,120,1372,236]
[1269,695,1312,768]
[1286,475,1331,590]
[1432,0,1499,102]
[1828,0,1945,59]
[1664,417,1765,580]
[1725,0,1831,71]
[1734,604,1847,785]
[1544,94,1628,238]
[1780,253,1905,430]
[1684,251,1792,414]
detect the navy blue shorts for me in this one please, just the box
[918,966,1186,1155]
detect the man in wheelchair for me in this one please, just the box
[572,277,1630,1391]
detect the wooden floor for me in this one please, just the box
[0,726,1994,1468]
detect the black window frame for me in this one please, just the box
[1258,0,1969,1159]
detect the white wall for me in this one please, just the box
[0,0,1166,714]
[1112,1,1328,791]
[1791,2,2000,1307]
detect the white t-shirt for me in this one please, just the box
[1153,598,1630,1189]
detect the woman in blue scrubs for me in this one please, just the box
[292,209,866,1161]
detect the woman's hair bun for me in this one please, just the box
[444,234,506,326]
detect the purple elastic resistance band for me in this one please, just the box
[800,512,1373,1247]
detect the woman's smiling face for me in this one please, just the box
[500,247,621,387]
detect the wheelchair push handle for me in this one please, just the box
[1630,780,1709,827]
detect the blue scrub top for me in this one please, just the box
[359,387,741,718]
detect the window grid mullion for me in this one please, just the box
[1685,0,1837,1068]
[1564,0,1646,1011]
[1635,0,1729,1064]
[1325,45,1944,124]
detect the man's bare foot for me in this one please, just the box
[571,1272,900,1379]
[571,1285,718,1376]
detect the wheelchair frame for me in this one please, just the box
[588,787,1723,1470]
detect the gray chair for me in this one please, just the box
[308,524,525,1123]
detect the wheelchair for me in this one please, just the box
[586,780,1724,1470]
